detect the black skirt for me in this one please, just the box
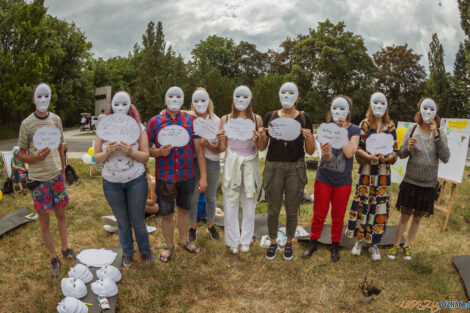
[396,181,436,218]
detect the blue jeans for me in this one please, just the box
[103,174,150,256]
[190,158,220,223]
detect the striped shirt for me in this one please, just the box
[146,111,198,183]
[18,112,64,181]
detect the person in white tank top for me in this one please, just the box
[217,86,264,254]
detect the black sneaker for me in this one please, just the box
[330,242,340,262]
[207,226,220,240]
[266,243,278,260]
[51,257,61,276]
[188,228,197,242]
[142,253,155,263]
[302,239,318,259]
[61,248,76,259]
[283,243,294,261]
[123,255,133,267]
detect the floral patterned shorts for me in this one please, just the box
[31,174,69,214]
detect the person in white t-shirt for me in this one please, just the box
[93,91,155,267]
[187,88,222,242]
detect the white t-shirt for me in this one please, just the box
[81,117,86,124]
[98,114,106,121]
[101,126,145,183]
[201,115,221,162]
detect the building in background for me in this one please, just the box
[95,86,111,116]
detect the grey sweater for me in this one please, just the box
[398,125,450,188]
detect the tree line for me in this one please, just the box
[1,0,469,128]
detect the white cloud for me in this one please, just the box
[44,0,465,71]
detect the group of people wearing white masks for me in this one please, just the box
[16,81,449,274]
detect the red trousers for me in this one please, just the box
[310,180,352,242]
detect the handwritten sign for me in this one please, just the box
[268,117,301,141]
[33,127,61,150]
[223,118,255,140]
[194,117,218,140]
[158,125,190,147]
[316,123,348,149]
[96,114,141,144]
[366,133,395,155]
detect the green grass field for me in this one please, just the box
[0,159,469,312]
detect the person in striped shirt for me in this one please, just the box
[147,86,207,263]
[17,83,75,276]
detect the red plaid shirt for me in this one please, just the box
[146,111,198,183]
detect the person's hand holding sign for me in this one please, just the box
[35,147,50,162]
[105,141,118,155]
[119,141,133,156]
[320,142,332,162]
[301,129,314,143]
[216,130,226,142]
[368,153,382,162]
[159,144,172,157]
[380,154,395,163]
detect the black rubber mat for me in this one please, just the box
[298,225,405,249]
[453,255,470,299]
[0,207,36,237]
[73,247,123,313]
[215,213,283,239]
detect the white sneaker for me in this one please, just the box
[240,245,250,253]
[102,215,117,226]
[231,247,238,254]
[368,245,381,261]
[351,240,363,256]
[103,225,118,233]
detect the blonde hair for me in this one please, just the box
[230,85,254,121]
[190,87,216,119]
[326,95,353,123]
[365,94,391,130]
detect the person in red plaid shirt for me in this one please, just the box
[147,86,207,263]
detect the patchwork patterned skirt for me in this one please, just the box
[345,162,391,244]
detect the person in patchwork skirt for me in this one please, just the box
[345,92,398,261]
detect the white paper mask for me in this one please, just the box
[61,277,87,299]
[68,264,93,284]
[279,82,298,108]
[192,90,210,114]
[111,91,131,115]
[166,86,184,112]
[330,97,350,123]
[233,86,252,111]
[57,297,88,313]
[370,92,388,118]
[91,278,118,297]
[96,265,122,282]
[420,98,437,124]
[34,83,51,113]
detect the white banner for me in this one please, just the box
[96,114,141,144]
[316,123,348,149]
[158,125,190,147]
[223,118,255,141]
[33,127,61,150]
[268,117,301,141]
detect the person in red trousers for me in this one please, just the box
[302,95,360,262]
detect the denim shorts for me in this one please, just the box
[156,177,196,216]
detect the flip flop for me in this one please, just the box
[178,241,200,254]
[159,246,174,263]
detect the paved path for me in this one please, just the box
[0,128,95,157]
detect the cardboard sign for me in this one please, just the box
[158,125,190,147]
[268,117,301,141]
[96,114,141,144]
[317,123,348,149]
[194,117,218,140]
[366,133,395,155]
[223,118,255,140]
[33,127,61,150]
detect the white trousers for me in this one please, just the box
[223,187,256,249]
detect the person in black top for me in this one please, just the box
[256,82,315,260]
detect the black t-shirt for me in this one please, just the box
[263,111,313,162]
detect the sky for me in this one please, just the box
[43,0,465,72]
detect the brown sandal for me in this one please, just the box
[178,241,200,254]
[159,246,174,263]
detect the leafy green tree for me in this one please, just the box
[453,42,468,82]
[252,73,285,118]
[426,33,449,117]
[372,44,426,121]
[191,35,237,78]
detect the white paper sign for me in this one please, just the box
[33,127,61,150]
[194,117,218,140]
[223,118,255,140]
[366,133,395,155]
[96,114,141,144]
[268,117,301,141]
[158,125,190,147]
[438,118,470,184]
[316,123,348,149]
